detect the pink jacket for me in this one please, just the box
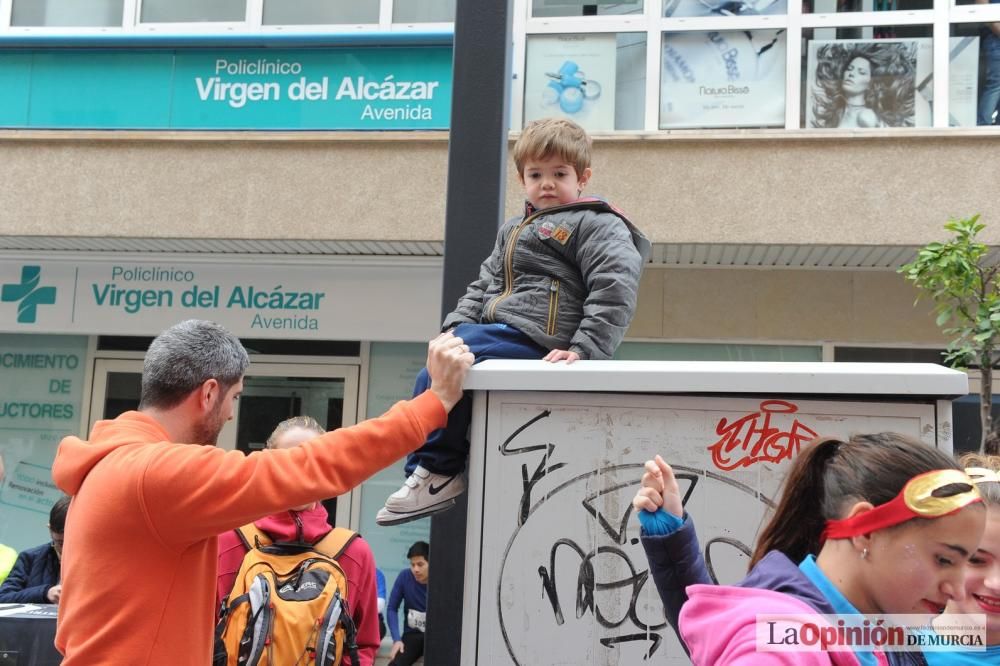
[680,583,888,666]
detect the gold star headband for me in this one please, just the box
[966,467,1000,484]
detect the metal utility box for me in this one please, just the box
[459,360,967,665]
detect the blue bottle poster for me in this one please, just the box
[524,34,617,131]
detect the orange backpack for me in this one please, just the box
[213,524,360,666]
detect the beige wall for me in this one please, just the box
[628,266,948,347]
[1,131,998,245]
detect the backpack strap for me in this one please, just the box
[237,523,355,556]
[235,524,272,551]
[312,527,357,559]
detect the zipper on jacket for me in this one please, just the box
[485,200,604,322]
[294,513,304,543]
[546,279,560,336]
[485,216,532,322]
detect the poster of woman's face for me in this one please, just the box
[805,40,923,128]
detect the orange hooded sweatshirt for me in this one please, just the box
[51,390,445,665]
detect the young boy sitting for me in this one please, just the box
[376,117,650,526]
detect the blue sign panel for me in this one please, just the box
[0,53,31,126]
[0,47,453,130]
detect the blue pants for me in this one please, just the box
[404,322,548,476]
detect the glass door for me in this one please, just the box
[88,359,360,525]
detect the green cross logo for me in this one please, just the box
[2,265,57,324]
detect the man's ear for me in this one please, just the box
[197,378,220,412]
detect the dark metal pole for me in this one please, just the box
[424,0,513,664]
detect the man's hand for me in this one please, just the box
[46,584,62,605]
[631,455,683,517]
[426,331,475,412]
[390,640,405,660]
[543,349,580,364]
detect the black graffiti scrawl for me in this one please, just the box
[492,407,775,665]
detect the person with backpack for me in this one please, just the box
[215,416,380,665]
[51,321,473,665]
[386,541,429,666]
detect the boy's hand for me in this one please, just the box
[631,455,683,517]
[426,331,475,411]
[543,349,580,364]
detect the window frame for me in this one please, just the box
[1,0,998,132]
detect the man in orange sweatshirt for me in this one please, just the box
[51,319,473,665]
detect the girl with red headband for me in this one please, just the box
[634,433,985,666]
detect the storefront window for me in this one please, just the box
[358,342,431,595]
[804,0,931,13]
[262,0,379,25]
[800,26,934,127]
[393,0,456,22]
[532,0,643,17]
[833,346,946,362]
[660,30,787,129]
[663,0,786,17]
[11,0,123,26]
[140,0,245,23]
[524,33,646,131]
[952,21,1000,126]
[953,394,1000,453]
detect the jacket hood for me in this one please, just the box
[254,503,331,544]
[52,411,170,496]
[740,551,835,611]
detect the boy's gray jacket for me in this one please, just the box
[442,198,651,360]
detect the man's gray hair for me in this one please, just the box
[140,320,250,410]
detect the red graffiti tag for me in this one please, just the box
[707,400,818,471]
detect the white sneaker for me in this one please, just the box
[375,465,466,526]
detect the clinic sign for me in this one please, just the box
[93,265,327,330]
[0,47,452,130]
[0,260,441,341]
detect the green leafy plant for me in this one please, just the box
[899,215,1000,455]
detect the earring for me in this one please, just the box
[861,547,869,560]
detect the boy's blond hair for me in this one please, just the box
[961,451,1000,506]
[266,415,323,449]
[512,117,592,178]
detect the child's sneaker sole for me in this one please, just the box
[375,499,457,526]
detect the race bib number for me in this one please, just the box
[408,609,427,633]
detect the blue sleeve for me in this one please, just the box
[639,514,712,655]
[0,551,50,604]
[376,568,386,601]
[387,572,405,642]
